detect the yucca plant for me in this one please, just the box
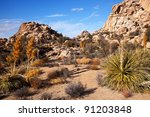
[26,37,38,70]
[102,49,150,93]
[7,36,23,75]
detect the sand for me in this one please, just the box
[3,65,150,100]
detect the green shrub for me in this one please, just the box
[0,75,28,93]
[102,49,150,93]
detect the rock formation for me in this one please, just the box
[103,0,150,38]
[139,0,150,12]
[0,38,10,62]
[9,22,64,45]
[1,0,150,61]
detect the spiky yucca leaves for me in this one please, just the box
[136,49,150,69]
[102,50,150,93]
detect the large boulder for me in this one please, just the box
[103,0,150,38]
[9,22,64,46]
[139,0,150,12]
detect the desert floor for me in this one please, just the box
[2,65,150,100]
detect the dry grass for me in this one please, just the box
[87,65,99,70]
[25,69,42,81]
[91,58,100,65]
[50,78,66,85]
[96,73,104,86]
[17,66,26,74]
[143,89,150,94]
[31,57,49,67]
[65,81,87,98]
[47,67,70,84]
[80,40,86,49]
[76,57,91,64]
[143,32,148,48]
[29,77,42,89]
[31,59,44,67]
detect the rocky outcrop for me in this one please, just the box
[76,31,92,42]
[139,0,150,12]
[0,38,7,47]
[103,0,150,38]
[0,38,10,62]
[9,22,64,45]
[7,22,71,59]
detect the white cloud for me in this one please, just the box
[0,19,23,38]
[49,21,85,37]
[48,21,104,38]
[94,5,100,10]
[71,8,84,12]
[46,14,67,18]
[81,12,100,21]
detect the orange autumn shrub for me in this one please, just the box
[26,37,35,61]
[76,57,91,64]
[143,32,148,49]
[26,37,39,69]
[29,77,42,89]
[25,69,42,81]
[50,78,66,85]
[7,36,23,75]
[91,58,100,65]
[12,36,22,61]
[31,59,44,67]
[87,65,99,70]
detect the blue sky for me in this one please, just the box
[0,0,123,38]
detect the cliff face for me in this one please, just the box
[139,0,150,12]
[103,0,150,37]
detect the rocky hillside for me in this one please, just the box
[1,0,150,62]
[139,0,150,12]
[87,0,150,49]
[103,0,150,36]
[9,22,65,45]
[7,22,72,58]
